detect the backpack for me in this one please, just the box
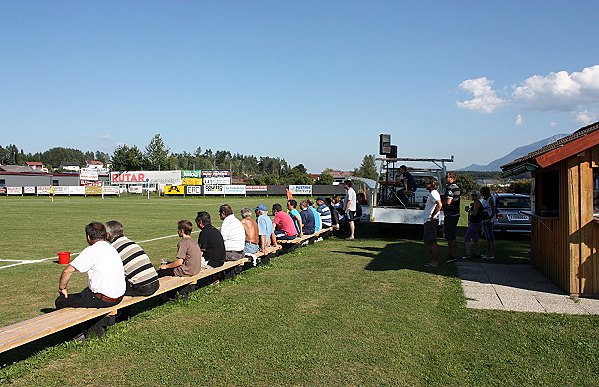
[479,198,493,220]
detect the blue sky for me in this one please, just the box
[1,1,599,172]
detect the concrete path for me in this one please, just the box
[456,262,599,314]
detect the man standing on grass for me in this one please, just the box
[106,220,159,296]
[55,222,126,309]
[442,172,461,262]
[423,179,442,268]
[343,179,357,240]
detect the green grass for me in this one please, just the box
[0,196,597,386]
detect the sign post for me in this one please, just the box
[146,178,150,200]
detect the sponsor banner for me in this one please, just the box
[0,187,6,195]
[110,171,182,185]
[24,186,36,194]
[164,185,185,195]
[85,186,103,195]
[103,186,120,195]
[201,170,231,178]
[203,177,231,185]
[7,187,23,195]
[182,177,203,186]
[245,185,268,192]
[69,186,86,195]
[80,168,99,181]
[185,186,203,195]
[181,170,202,178]
[80,180,103,186]
[204,185,224,195]
[54,186,70,195]
[224,185,246,195]
[128,185,143,194]
[37,186,51,195]
[289,185,313,195]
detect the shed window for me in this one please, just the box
[52,180,59,186]
[0,179,5,186]
[538,171,559,217]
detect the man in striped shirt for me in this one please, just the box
[316,197,332,227]
[106,220,159,297]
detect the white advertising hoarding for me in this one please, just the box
[7,187,23,195]
[203,177,231,185]
[289,185,312,195]
[224,185,246,195]
[37,186,51,195]
[79,168,99,181]
[102,186,120,195]
[245,185,268,192]
[23,186,36,194]
[185,186,203,195]
[69,186,86,195]
[128,185,143,194]
[204,185,224,195]
[110,171,182,185]
[54,186,70,195]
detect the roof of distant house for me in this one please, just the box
[0,165,36,173]
[85,160,104,165]
[25,161,43,166]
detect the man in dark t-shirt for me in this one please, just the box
[442,172,461,262]
[195,211,225,268]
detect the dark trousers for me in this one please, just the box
[55,287,121,309]
[157,268,176,277]
[125,280,159,296]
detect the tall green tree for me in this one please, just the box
[354,154,378,180]
[145,134,171,171]
[111,145,145,171]
[316,171,334,185]
[284,164,313,185]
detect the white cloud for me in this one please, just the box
[575,110,598,125]
[550,121,558,128]
[456,77,506,113]
[515,114,524,126]
[511,65,599,111]
[100,134,111,140]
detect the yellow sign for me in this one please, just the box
[182,177,203,186]
[85,186,103,195]
[164,185,185,195]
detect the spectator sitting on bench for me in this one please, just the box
[195,211,226,269]
[219,204,246,261]
[240,207,260,255]
[316,197,332,228]
[307,199,321,232]
[106,220,159,297]
[255,204,279,254]
[287,199,304,237]
[158,220,202,278]
[325,197,340,230]
[272,203,298,240]
[299,200,315,235]
[55,222,126,309]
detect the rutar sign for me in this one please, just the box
[110,171,182,185]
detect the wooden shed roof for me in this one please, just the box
[501,121,599,176]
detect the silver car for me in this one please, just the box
[493,193,531,234]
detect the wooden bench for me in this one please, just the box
[277,227,333,251]
[0,258,246,354]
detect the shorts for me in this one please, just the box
[464,222,482,243]
[482,221,495,241]
[423,220,438,243]
[244,242,260,254]
[443,214,459,241]
[345,211,356,221]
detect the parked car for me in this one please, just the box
[493,193,531,234]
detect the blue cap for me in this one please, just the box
[255,204,267,211]
[316,197,325,202]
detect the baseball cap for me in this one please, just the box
[255,204,267,211]
[316,197,325,202]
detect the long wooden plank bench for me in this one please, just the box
[277,227,333,250]
[0,258,246,354]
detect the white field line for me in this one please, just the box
[0,231,200,270]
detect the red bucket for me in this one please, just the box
[57,251,71,265]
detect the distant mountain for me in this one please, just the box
[460,134,569,171]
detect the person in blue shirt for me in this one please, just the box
[287,199,303,236]
[254,204,279,256]
[299,200,315,235]
[307,199,321,232]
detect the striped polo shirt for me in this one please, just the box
[317,204,332,227]
[111,236,158,287]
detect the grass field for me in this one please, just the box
[0,196,597,385]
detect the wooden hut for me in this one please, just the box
[501,121,599,297]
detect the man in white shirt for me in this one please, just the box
[55,222,126,309]
[423,179,443,268]
[343,179,357,240]
[219,204,246,261]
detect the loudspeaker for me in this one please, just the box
[389,145,397,158]
[379,134,391,155]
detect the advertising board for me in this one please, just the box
[164,185,185,195]
[7,187,23,195]
[54,186,70,195]
[204,185,224,195]
[110,171,182,185]
[128,186,143,194]
[185,186,203,195]
[181,170,202,178]
[85,186,103,195]
[224,185,246,195]
[0,187,6,195]
[201,170,231,178]
[289,185,313,195]
[245,185,268,192]
[103,186,120,195]
[203,177,231,185]
[181,177,203,186]
[24,186,36,194]
[79,168,99,181]
[37,186,50,195]
[69,186,86,195]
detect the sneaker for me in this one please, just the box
[446,256,459,263]
[461,255,471,260]
[482,255,495,260]
[345,236,355,240]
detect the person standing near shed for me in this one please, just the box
[343,179,357,240]
[442,172,461,262]
[423,179,442,268]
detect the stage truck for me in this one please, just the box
[369,156,453,225]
